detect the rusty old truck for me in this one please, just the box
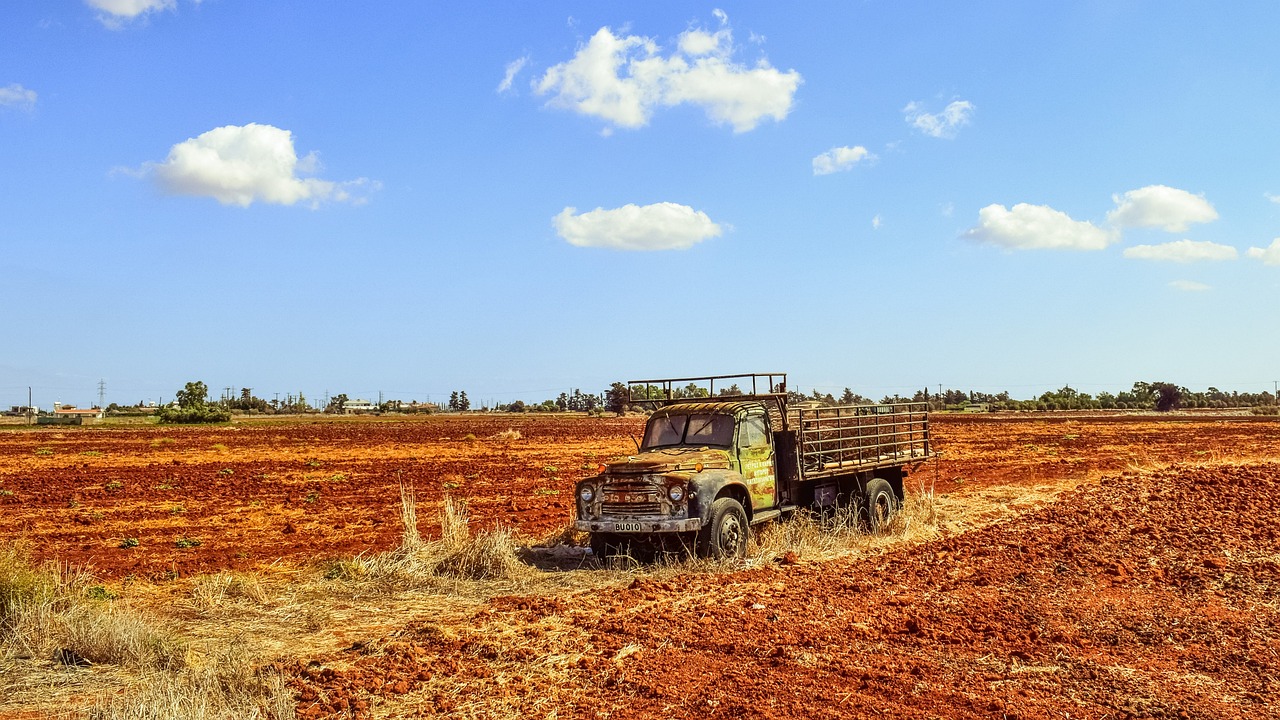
[575,373,934,560]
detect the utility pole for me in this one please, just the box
[28,386,32,426]
[97,379,106,410]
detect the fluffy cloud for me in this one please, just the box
[1106,185,1218,232]
[812,145,871,175]
[149,123,370,208]
[1169,280,1210,292]
[904,100,973,138]
[497,56,529,94]
[554,202,722,251]
[964,203,1115,251]
[0,83,36,110]
[535,14,801,133]
[86,0,175,27]
[1123,239,1238,263]
[1247,238,1280,266]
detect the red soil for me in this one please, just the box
[283,460,1280,719]
[2,413,1278,582]
[0,416,639,579]
[3,412,1279,717]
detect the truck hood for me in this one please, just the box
[605,447,731,474]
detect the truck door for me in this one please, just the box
[737,413,777,511]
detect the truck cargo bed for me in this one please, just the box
[794,402,933,480]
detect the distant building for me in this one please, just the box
[45,402,104,425]
[345,398,377,414]
[54,406,104,420]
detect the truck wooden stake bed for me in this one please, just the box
[575,373,934,559]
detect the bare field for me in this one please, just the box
[2,413,1279,719]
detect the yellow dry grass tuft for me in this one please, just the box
[189,572,271,616]
[329,492,536,594]
[1,542,187,674]
[87,642,294,720]
[752,484,943,564]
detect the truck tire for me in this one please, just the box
[862,478,899,533]
[697,497,749,559]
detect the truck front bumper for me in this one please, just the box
[576,518,702,534]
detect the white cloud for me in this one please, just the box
[535,17,801,133]
[554,202,722,251]
[497,56,529,94]
[1122,239,1237,263]
[147,123,371,208]
[86,0,175,27]
[965,203,1115,251]
[1247,238,1280,266]
[0,83,36,110]
[812,145,871,175]
[1169,280,1210,292]
[1266,192,1280,204]
[904,99,973,138]
[871,214,882,230]
[1106,185,1218,232]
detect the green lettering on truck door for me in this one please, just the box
[736,414,777,511]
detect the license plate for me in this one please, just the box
[613,522,643,532]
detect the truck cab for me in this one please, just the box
[576,400,781,560]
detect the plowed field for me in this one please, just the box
[2,412,1279,719]
[0,416,640,579]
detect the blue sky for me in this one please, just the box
[3,1,1279,409]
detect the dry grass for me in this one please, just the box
[189,572,271,616]
[87,643,294,720]
[1,543,185,671]
[325,491,537,593]
[752,484,943,564]
[398,476,421,549]
[59,604,187,670]
[491,428,522,443]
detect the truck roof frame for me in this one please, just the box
[627,373,789,406]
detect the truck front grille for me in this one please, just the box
[602,502,662,516]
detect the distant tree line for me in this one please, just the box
[592,379,1279,415]
[90,377,1280,425]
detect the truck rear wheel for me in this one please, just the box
[697,497,749,559]
[862,478,899,533]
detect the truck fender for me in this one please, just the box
[687,470,751,523]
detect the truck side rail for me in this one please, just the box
[794,402,932,478]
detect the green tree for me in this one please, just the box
[160,380,229,424]
[326,393,349,414]
[605,382,629,414]
[1151,382,1183,412]
[175,381,209,409]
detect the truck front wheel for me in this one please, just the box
[862,478,899,533]
[697,498,749,559]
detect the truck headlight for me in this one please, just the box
[579,486,594,502]
[668,485,684,502]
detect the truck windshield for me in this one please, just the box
[643,413,735,449]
